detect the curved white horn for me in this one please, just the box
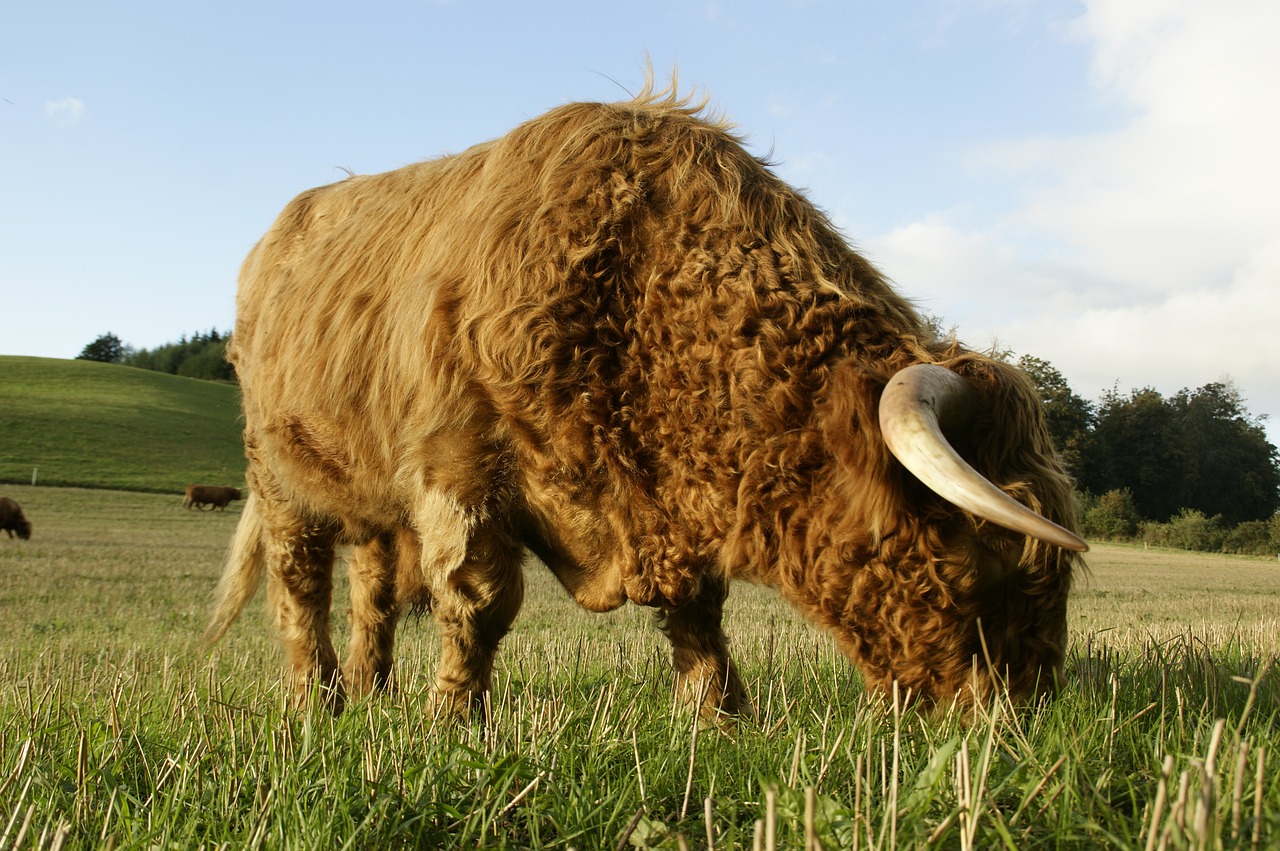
[878,363,1088,553]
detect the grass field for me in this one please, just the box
[0,484,1276,849]
[0,357,245,494]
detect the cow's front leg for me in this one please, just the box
[267,518,344,713]
[430,525,525,717]
[659,576,748,719]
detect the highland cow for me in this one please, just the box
[184,485,242,511]
[205,88,1086,718]
[0,497,32,540]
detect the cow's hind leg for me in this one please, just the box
[429,522,524,717]
[343,531,400,698]
[660,576,748,720]
[263,508,344,712]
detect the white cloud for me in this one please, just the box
[44,96,85,127]
[874,0,1280,440]
[866,215,1096,334]
[870,219,1280,443]
[968,4,1280,296]
[1001,238,1280,425]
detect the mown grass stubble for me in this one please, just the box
[0,484,1276,848]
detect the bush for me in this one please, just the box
[1142,509,1225,552]
[1222,520,1275,556]
[1082,488,1139,540]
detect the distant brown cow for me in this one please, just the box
[183,485,242,511]
[206,87,1085,719]
[0,497,32,540]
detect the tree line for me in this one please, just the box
[1019,355,1280,554]
[76,332,1280,553]
[77,330,234,382]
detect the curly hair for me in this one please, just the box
[208,84,1082,716]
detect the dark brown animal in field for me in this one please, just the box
[0,497,32,540]
[184,485,242,511]
[204,87,1086,718]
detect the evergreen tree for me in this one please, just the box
[76,332,128,363]
[121,328,235,382]
[119,326,236,378]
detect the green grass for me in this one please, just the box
[0,356,245,494]
[0,484,1277,848]
[3,355,1275,848]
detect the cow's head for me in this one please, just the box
[878,361,1086,554]
[825,357,1086,706]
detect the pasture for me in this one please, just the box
[0,357,244,493]
[0,484,1276,849]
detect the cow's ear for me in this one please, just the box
[413,489,475,583]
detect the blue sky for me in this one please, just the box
[3,0,1278,443]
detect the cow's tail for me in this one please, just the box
[202,491,268,648]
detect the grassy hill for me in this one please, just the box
[0,356,245,493]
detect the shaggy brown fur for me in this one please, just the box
[0,497,32,540]
[183,484,243,511]
[206,86,1082,716]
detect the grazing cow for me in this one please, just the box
[184,485,242,511]
[205,87,1086,718]
[0,497,32,540]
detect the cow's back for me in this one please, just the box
[240,159,506,522]
[231,95,923,569]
